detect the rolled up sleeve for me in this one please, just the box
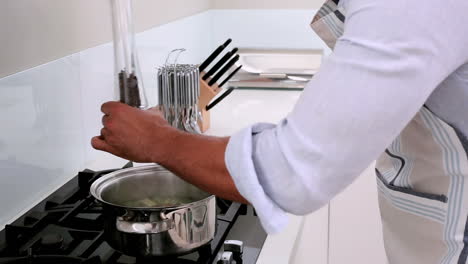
[225,123,289,234]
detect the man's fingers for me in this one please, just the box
[102,115,110,126]
[91,136,111,151]
[101,102,112,115]
[91,136,121,156]
[100,128,110,139]
[101,101,121,115]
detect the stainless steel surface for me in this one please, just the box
[227,48,323,89]
[157,50,201,133]
[90,164,216,257]
[116,213,174,234]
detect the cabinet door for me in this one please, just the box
[257,207,328,264]
[256,215,304,264]
[290,206,329,264]
[328,163,387,264]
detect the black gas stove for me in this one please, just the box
[0,163,266,264]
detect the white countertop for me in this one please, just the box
[206,89,300,136]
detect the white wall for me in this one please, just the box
[213,0,325,9]
[210,9,330,52]
[0,0,325,78]
[328,164,387,264]
[0,0,211,78]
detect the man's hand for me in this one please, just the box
[91,102,176,163]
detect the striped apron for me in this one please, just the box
[311,1,468,263]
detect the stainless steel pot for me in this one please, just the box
[90,164,216,257]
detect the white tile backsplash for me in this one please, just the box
[211,9,330,54]
[0,9,323,228]
[0,53,85,227]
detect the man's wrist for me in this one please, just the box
[151,125,184,165]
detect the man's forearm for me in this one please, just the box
[92,102,247,204]
[156,129,249,204]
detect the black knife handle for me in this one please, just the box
[199,39,232,72]
[219,65,243,88]
[208,55,240,86]
[199,46,224,73]
[223,39,233,46]
[206,88,235,111]
[202,48,238,81]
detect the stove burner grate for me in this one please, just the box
[0,248,102,264]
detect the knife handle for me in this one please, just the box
[199,39,232,72]
[219,65,243,88]
[208,55,240,86]
[206,88,235,111]
[202,47,238,81]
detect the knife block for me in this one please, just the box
[198,76,222,133]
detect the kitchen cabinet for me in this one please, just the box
[328,163,387,264]
[256,207,328,264]
[286,164,386,264]
[289,206,329,264]
[257,215,305,264]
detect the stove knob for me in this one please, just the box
[219,251,234,264]
[224,240,244,264]
[224,240,244,254]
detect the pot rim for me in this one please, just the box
[90,164,215,211]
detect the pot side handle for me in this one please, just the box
[116,216,175,234]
